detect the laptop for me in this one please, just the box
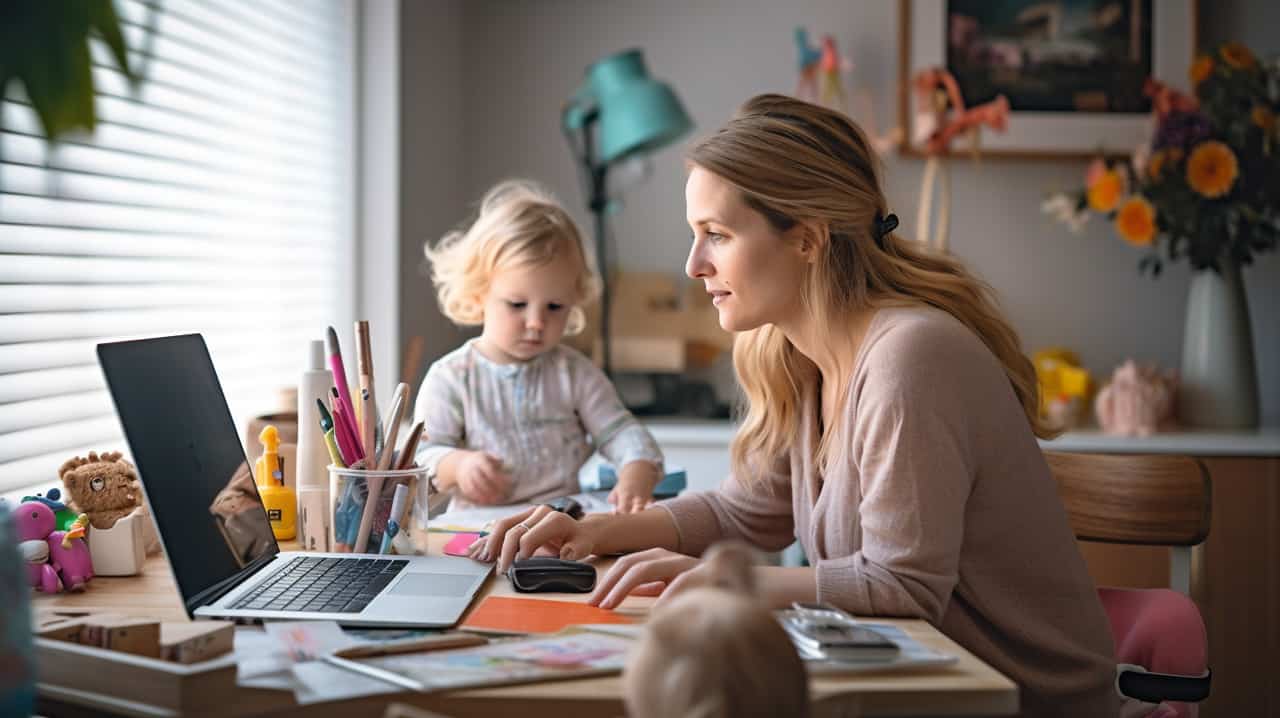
[96,334,491,627]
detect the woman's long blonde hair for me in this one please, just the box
[687,94,1053,482]
[424,179,600,335]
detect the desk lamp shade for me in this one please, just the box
[574,49,692,165]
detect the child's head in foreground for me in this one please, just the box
[425,179,600,363]
[623,541,810,718]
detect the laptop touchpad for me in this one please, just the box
[389,572,475,598]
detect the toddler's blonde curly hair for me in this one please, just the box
[424,179,600,335]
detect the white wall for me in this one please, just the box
[399,0,473,399]
[400,0,1279,425]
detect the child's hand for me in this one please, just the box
[455,451,512,504]
[608,461,661,514]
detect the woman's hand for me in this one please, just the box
[453,451,511,504]
[469,504,601,572]
[587,548,702,609]
[608,461,660,514]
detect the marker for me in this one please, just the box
[325,326,362,455]
[378,482,410,554]
[316,399,345,468]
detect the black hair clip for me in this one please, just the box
[873,213,899,246]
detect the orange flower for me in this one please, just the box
[1253,106,1276,132]
[1190,55,1214,85]
[1114,196,1157,247]
[1087,169,1124,212]
[1186,141,1239,198]
[1220,42,1256,70]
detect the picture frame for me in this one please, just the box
[898,0,1198,158]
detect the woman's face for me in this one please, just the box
[684,166,809,333]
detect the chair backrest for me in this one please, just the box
[1044,452,1211,547]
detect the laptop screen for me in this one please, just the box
[97,334,279,608]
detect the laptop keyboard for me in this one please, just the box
[229,556,409,614]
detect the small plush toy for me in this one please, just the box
[1095,361,1179,437]
[19,487,80,532]
[15,500,93,592]
[58,451,142,531]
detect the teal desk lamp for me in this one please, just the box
[562,48,692,374]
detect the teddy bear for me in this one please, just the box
[58,451,143,531]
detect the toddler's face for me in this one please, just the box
[478,254,579,363]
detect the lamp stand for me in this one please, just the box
[577,121,614,376]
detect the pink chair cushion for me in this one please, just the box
[1099,587,1208,718]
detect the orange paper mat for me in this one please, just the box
[460,596,635,635]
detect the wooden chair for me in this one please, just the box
[1045,451,1213,715]
[1044,451,1211,597]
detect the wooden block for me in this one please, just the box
[160,621,234,664]
[81,615,161,658]
[35,617,88,644]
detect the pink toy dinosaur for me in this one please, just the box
[15,500,93,592]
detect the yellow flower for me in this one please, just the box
[1186,141,1239,198]
[1114,196,1157,247]
[1220,42,1256,70]
[1253,106,1276,132]
[1087,169,1124,212]
[1190,55,1214,85]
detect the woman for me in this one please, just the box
[472,94,1117,716]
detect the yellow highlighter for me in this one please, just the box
[255,425,297,540]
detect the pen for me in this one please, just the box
[321,653,424,691]
[355,320,378,462]
[325,326,362,456]
[316,399,346,468]
[378,482,409,554]
[352,382,409,553]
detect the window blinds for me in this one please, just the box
[0,0,354,497]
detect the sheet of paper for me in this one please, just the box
[361,630,633,691]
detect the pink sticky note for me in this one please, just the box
[444,532,483,557]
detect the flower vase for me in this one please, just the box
[1178,260,1259,428]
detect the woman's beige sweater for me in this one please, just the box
[660,307,1117,717]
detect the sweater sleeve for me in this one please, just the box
[657,455,795,556]
[814,324,980,623]
[570,354,664,470]
[412,361,467,475]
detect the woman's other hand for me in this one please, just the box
[588,548,701,609]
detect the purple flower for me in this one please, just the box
[1153,110,1212,151]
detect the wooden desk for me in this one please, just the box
[34,537,1017,718]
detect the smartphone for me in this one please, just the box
[791,620,898,651]
[782,603,899,659]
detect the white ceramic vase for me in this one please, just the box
[1177,260,1259,428]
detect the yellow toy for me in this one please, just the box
[254,425,296,540]
[1033,348,1093,430]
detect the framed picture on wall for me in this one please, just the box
[898,0,1197,157]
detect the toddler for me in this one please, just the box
[415,179,663,512]
[624,541,810,718]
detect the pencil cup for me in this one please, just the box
[328,465,428,555]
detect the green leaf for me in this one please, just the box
[86,0,136,85]
[0,1,133,141]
